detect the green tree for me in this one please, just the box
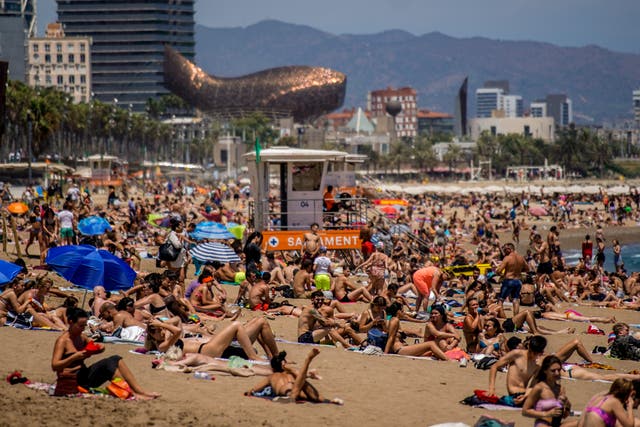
[411,135,436,171]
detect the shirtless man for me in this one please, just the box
[297,291,353,348]
[534,233,553,275]
[496,242,529,315]
[234,269,258,306]
[488,335,547,405]
[99,302,146,330]
[215,262,239,283]
[333,267,372,303]
[301,223,321,263]
[293,260,314,298]
[249,273,271,311]
[91,286,109,317]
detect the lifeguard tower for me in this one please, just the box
[244,147,369,253]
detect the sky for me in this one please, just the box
[37,0,640,54]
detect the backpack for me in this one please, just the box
[367,327,388,350]
[158,241,180,261]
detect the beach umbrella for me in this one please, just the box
[0,260,22,287]
[529,206,548,217]
[191,221,235,240]
[379,206,398,217]
[226,222,246,240]
[46,245,135,291]
[189,242,241,263]
[77,215,112,236]
[7,202,28,215]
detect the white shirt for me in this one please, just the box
[57,210,74,229]
[314,256,332,276]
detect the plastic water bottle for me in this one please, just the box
[194,372,213,380]
[459,357,468,368]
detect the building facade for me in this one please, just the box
[545,94,572,127]
[502,95,523,118]
[0,0,36,81]
[633,89,640,126]
[27,23,92,103]
[475,87,503,118]
[56,0,195,111]
[367,86,417,138]
[469,117,556,142]
[530,101,547,118]
[417,110,454,136]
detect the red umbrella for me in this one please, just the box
[529,206,548,217]
[379,206,398,217]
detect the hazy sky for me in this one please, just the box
[38,0,640,54]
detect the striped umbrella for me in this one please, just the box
[191,221,235,241]
[190,242,241,263]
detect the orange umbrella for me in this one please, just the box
[379,206,398,217]
[7,202,29,215]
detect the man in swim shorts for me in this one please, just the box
[496,243,528,315]
[313,246,333,295]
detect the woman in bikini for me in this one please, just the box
[245,349,342,405]
[384,302,450,361]
[477,317,505,357]
[522,355,572,427]
[17,277,66,329]
[146,317,279,361]
[133,275,172,319]
[357,245,390,295]
[423,304,460,352]
[577,378,636,427]
[0,279,30,326]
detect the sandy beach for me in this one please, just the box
[1,186,640,426]
[1,258,640,427]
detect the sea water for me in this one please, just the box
[563,243,640,272]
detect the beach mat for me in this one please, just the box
[248,386,343,405]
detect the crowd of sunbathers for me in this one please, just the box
[2,180,640,419]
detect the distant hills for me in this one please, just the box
[194,20,640,123]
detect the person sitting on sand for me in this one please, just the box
[297,291,354,348]
[383,302,450,360]
[0,278,30,326]
[423,304,461,352]
[522,355,572,427]
[51,307,160,399]
[17,277,66,330]
[248,272,272,311]
[577,378,636,427]
[477,317,505,357]
[244,349,343,405]
[292,260,314,298]
[332,266,372,303]
[488,335,548,405]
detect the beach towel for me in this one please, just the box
[247,386,343,405]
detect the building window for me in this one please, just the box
[80,44,85,52]
[67,43,74,51]
[44,43,50,52]
[45,54,51,63]
[56,43,62,53]
[56,54,63,63]
[68,54,75,63]
[33,44,39,53]
[69,75,75,84]
[80,54,86,63]
[490,126,497,136]
[33,53,39,61]
[57,75,63,85]
[80,75,86,84]
[45,75,52,84]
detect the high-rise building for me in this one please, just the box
[530,101,547,118]
[27,22,92,103]
[633,89,640,126]
[0,0,36,81]
[56,0,195,111]
[502,95,523,118]
[454,77,468,137]
[545,94,572,126]
[476,87,504,118]
[367,86,417,138]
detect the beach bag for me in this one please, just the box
[367,328,388,349]
[6,311,33,329]
[54,372,79,396]
[474,356,499,370]
[520,284,535,306]
[158,241,180,261]
[107,377,132,400]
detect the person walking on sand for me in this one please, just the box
[496,243,529,316]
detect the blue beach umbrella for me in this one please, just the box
[0,260,22,287]
[46,245,135,291]
[77,215,112,236]
[190,242,241,263]
[191,221,235,241]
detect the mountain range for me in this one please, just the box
[194,20,640,123]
